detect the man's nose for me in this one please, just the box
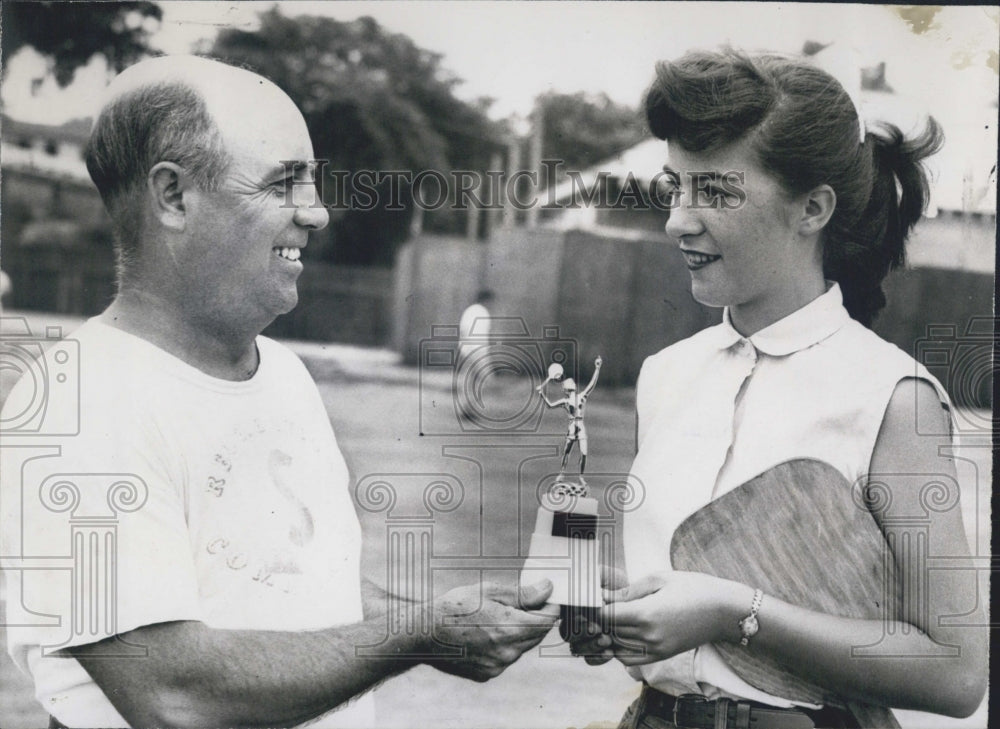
[664,200,702,241]
[294,202,330,231]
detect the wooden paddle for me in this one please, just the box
[670,459,900,729]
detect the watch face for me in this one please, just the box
[741,615,759,636]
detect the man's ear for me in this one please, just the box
[147,162,188,231]
[798,184,836,237]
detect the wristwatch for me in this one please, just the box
[738,588,763,646]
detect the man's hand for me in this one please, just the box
[70,580,556,727]
[427,579,559,682]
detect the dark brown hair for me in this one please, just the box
[644,49,943,326]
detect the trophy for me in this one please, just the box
[520,356,603,638]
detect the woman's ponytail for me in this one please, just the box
[827,119,944,327]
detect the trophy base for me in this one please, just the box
[558,604,603,643]
[520,480,601,609]
[552,477,589,498]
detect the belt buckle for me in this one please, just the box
[673,693,707,729]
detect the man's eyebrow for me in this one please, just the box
[661,164,680,179]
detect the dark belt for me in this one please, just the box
[50,717,114,729]
[640,688,857,729]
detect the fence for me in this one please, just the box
[264,264,395,347]
[393,227,994,406]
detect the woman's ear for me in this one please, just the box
[147,162,187,232]
[799,184,836,237]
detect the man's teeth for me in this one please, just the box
[275,247,301,261]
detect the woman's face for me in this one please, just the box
[661,137,824,333]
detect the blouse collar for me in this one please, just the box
[712,282,850,356]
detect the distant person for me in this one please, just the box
[0,268,11,310]
[456,289,495,419]
[0,56,557,729]
[458,289,495,357]
[568,49,986,729]
[0,271,20,412]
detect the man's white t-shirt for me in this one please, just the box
[1,319,374,727]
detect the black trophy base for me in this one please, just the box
[559,604,603,643]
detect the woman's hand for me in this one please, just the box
[564,613,616,665]
[600,570,752,666]
[564,566,626,665]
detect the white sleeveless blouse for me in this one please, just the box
[623,283,951,705]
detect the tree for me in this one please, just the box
[210,8,505,265]
[1,1,162,86]
[537,91,647,175]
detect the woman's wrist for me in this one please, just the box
[715,580,759,644]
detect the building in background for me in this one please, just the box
[0,115,116,314]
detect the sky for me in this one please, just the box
[3,2,997,124]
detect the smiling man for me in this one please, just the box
[0,55,557,728]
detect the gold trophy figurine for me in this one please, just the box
[521,356,604,631]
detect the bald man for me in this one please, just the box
[0,56,557,728]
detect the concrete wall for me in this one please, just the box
[393,226,993,406]
[394,228,719,384]
[875,266,994,409]
[265,264,395,347]
[485,227,565,328]
[904,212,995,274]
[555,229,718,383]
[392,235,487,362]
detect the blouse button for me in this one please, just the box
[737,339,756,358]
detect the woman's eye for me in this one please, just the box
[656,181,683,204]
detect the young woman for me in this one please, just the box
[573,50,987,729]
